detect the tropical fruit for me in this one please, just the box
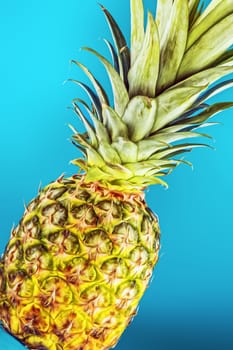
[1,0,233,349]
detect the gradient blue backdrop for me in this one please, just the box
[0,1,233,349]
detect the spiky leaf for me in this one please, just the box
[100,5,130,86]
[103,39,120,74]
[157,0,189,92]
[130,0,144,66]
[102,105,128,141]
[69,80,102,120]
[112,138,138,163]
[152,143,209,160]
[152,85,208,132]
[128,12,160,98]
[156,0,173,42]
[189,0,204,27]
[178,13,233,79]
[83,47,129,116]
[185,102,233,124]
[195,79,233,105]
[122,96,157,142]
[153,65,233,131]
[72,61,109,106]
[72,102,98,148]
[187,0,233,49]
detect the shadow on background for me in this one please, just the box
[118,313,233,350]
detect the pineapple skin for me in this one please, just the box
[0,175,160,350]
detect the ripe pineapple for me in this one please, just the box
[1,0,233,349]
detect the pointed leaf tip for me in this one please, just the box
[83,47,129,116]
[128,12,160,97]
[130,0,145,66]
[101,3,130,87]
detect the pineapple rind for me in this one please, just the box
[0,175,160,350]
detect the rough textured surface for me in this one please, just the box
[0,175,160,350]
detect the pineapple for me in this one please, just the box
[1,0,233,349]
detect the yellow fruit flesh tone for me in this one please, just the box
[0,176,160,350]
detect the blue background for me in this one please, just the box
[0,0,233,349]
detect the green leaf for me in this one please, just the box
[191,0,225,28]
[178,13,233,79]
[187,0,233,50]
[188,0,200,13]
[84,166,111,182]
[75,98,111,146]
[143,159,180,170]
[151,143,209,160]
[130,0,144,66]
[72,97,91,111]
[72,102,98,148]
[72,98,110,146]
[212,48,233,67]
[137,131,210,161]
[157,0,189,92]
[71,133,105,167]
[98,143,122,164]
[102,163,132,179]
[102,105,128,141]
[112,138,138,163]
[69,124,86,146]
[156,0,173,42]
[153,149,192,159]
[122,96,157,142]
[153,65,233,132]
[221,56,233,67]
[155,123,195,134]
[195,79,233,105]
[185,65,233,87]
[69,79,102,120]
[83,149,105,167]
[100,4,130,87]
[152,84,207,132]
[90,114,111,145]
[128,13,160,98]
[84,163,132,183]
[137,138,170,161]
[83,47,129,116]
[127,175,168,187]
[169,104,208,124]
[189,0,203,28]
[103,39,120,74]
[150,131,208,144]
[124,161,170,176]
[185,102,233,124]
[71,61,109,106]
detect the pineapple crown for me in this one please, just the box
[70,0,233,190]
